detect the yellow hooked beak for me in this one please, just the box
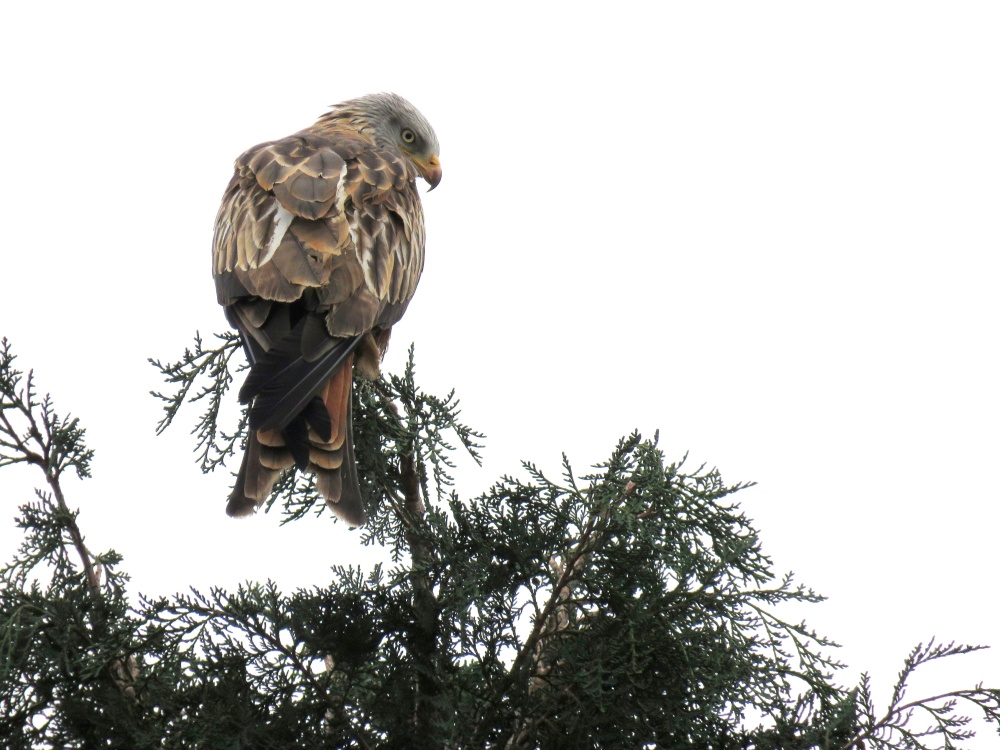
[415,154,442,191]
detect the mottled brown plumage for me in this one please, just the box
[212,93,441,526]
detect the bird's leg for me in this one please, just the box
[354,328,392,380]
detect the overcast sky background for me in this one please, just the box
[2,0,998,737]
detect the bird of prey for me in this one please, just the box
[212,93,441,526]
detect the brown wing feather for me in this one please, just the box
[213,124,426,523]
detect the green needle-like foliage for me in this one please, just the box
[1,333,998,748]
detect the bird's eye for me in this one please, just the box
[401,129,416,144]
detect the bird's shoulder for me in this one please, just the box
[213,125,425,314]
[235,128,417,219]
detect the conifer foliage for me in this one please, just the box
[2,334,998,748]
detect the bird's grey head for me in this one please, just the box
[327,92,442,189]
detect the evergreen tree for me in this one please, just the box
[1,334,998,748]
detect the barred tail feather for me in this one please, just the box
[227,356,365,525]
[314,359,366,526]
[227,432,283,517]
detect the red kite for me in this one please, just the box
[212,93,440,526]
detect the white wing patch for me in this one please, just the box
[260,204,295,266]
[334,161,349,213]
[360,223,383,295]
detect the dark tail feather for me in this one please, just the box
[338,395,365,525]
[282,416,311,470]
[301,396,333,441]
[243,332,363,434]
[236,314,308,402]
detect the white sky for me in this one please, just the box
[2,1,998,738]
